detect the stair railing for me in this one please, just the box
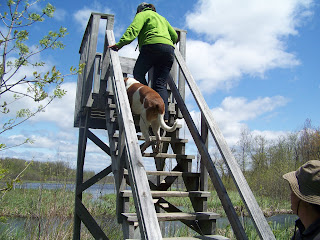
[105,29,162,240]
[168,48,276,240]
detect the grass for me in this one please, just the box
[0,186,295,239]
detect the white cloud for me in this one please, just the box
[53,8,67,21]
[212,96,289,123]
[180,95,289,148]
[73,2,113,32]
[185,0,314,93]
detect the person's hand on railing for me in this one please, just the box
[108,44,120,51]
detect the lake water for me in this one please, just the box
[15,182,116,199]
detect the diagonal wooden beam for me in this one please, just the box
[76,165,112,194]
[155,198,203,234]
[75,197,109,240]
[172,48,275,240]
[87,130,111,155]
[167,68,248,240]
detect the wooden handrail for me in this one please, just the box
[106,29,162,240]
[172,48,276,240]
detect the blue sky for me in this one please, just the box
[1,0,319,172]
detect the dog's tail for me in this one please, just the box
[159,114,178,132]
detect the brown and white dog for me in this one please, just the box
[124,77,178,152]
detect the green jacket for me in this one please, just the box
[116,8,178,50]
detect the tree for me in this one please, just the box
[236,126,252,172]
[0,0,83,151]
[0,0,83,197]
[251,135,268,171]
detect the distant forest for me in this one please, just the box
[0,158,97,183]
[213,119,320,200]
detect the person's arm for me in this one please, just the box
[167,23,178,44]
[109,13,145,51]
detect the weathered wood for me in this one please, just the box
[121,190,211,198]
[167,75,248,240]
[119,56,136,75]
[155,198,216,235]
[173,49,275,240]
[77,165,112,194]
[125,170,200,177]
[107,29,162,240]
[73,109,90,240]
[74,47,86,127]
[123,212,219,222]
[128,236,229,240]
[87,130,111,155]
[142,152,195,159]
[79,13,114,54]
[138,135,188,143]
[75,197,109,240]
[81,15,100,109]
[161,236,229,240]
[200,114,209,192]
[93,54,102,93]
[176,29,187,119]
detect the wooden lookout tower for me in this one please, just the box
[73,13,276,240]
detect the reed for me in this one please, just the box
[0,186,294,239]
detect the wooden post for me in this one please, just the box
[177,29,187,119]
[200,113,209,193]
[73,110,90,240]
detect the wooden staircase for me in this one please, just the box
[72,13,276,240]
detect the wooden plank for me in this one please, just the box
[200,114,209,192]
[93,54,102,94]
[162,236,229,240]
[107,29,162,240]
[73,110,90,239]
[123,212,219,222]
[120,56,136,75]
[167,74,248,240]
[77,165,112,194]
[142,152,195,159]
[138,135,188,143]
[81,14,100,109]
[134,170,199,177]
[87,130,111,155]
[74,49,86,127]
[121,190,211,198]
[75,197,109,240]
[177,29,187,119]
[173,49,275,240]
[156,198,209,235]
[128,235,229,240]
[79,13,114,54]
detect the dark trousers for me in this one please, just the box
[133,43,175,120]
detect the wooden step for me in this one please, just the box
[113,133,188,144]
[142,152,195,159]
[163,237,229,240]
[127,236,229,240]
[122,212,220,223]
[138,135,188,143]
[120,190,211,198]
[124,170,200,178]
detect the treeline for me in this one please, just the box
[213,119,320,200]
[0,158,95,183]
